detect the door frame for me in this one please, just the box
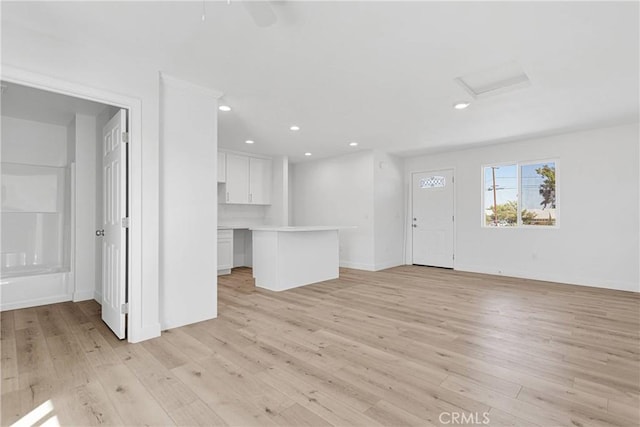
[406,167,457,268]
[2,65,143,342]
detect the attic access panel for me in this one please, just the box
[456,61,531,98]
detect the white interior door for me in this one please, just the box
[412,169,454,268]
[101,109,127,339]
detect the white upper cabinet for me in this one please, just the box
[224,153,250,204]
[217,152,226,183]
[249,157,272,205]
[221,152,272,205]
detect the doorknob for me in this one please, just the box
[413,218,417,221]
[96,229,105,237]
[412,224,417,228]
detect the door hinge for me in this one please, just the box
[452,176,454,183]
[121,302,129,314]
[121,217,130,228]
[122,132,129,143]
[453,254,455,260]
[452,215,455,222]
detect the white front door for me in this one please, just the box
[101,109,128,339]
[412,169,454,268]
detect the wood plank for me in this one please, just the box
[271,403,332,427]
[36,305,70,337]
[14,325,55,378]
[159,328,214,362]
[516,386,633,427]
[13,307,38,330]
[74,322,121,367]
[364,399,437,427]
[1,337,19,394]
[3,265,638,427]
[114,343,199,413]
[167,399,228,426]
[1,310,15,340]
[486,407,541,427]
[96,363,175,426]
[44,333,95,386]
[172,361,280,427]
[607,399,640,425]
[256,365,383,426]
[142,336,192,370]
[55,380,125,426]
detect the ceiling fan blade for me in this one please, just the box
[242,1,277,27]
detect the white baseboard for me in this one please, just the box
[341,260,404,272]
[454,264,639,293]
[128,322,162,343]
[93,290,102,305]
[160,311,218,333]
[1,294,73,311]
[373,260,404,271]
[339,261,376,271]
[73,289,96,302]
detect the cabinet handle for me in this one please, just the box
[226,192,229,202]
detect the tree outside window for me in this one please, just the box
[483,161,557,227]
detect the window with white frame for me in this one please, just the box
[483,161,557,227]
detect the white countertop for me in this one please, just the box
[217,225,253,230]
[250,226,348,232]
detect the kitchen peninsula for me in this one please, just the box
[250,226,341,291]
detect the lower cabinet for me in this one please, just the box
[217,229,233,275]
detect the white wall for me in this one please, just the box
[373,151,405,270]
[292,151,376,270]
[1,116,68,166]
[265,156,289,226]
[3,23,163,341]
[405,123,640,292]
[218,204,267,226]
[73,114,97,302]
[159,75,219,330]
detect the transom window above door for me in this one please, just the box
[419,175,446,188]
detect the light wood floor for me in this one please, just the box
[1,266,639,426]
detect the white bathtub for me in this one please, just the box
[0,267,72,311]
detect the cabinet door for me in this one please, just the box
[249,157,272,205]
[225,154,249,204]
[217,152,226,183]
[217,238,233,271]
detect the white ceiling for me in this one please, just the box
[2,1,638,161]
[1,81,110,126]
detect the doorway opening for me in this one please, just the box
[411,169,455,269]
[1,81,130,339]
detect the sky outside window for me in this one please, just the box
[520,162,556,210]
[483,165,518,209]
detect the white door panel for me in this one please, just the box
[101,109,127,339]
[412,169,454,268]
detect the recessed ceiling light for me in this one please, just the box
[304,152,312,156]
[219,105,231,112]
[290,125,300,131]
[349,142,358,147]
[453,102,470,110]
[245,140,254,144]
